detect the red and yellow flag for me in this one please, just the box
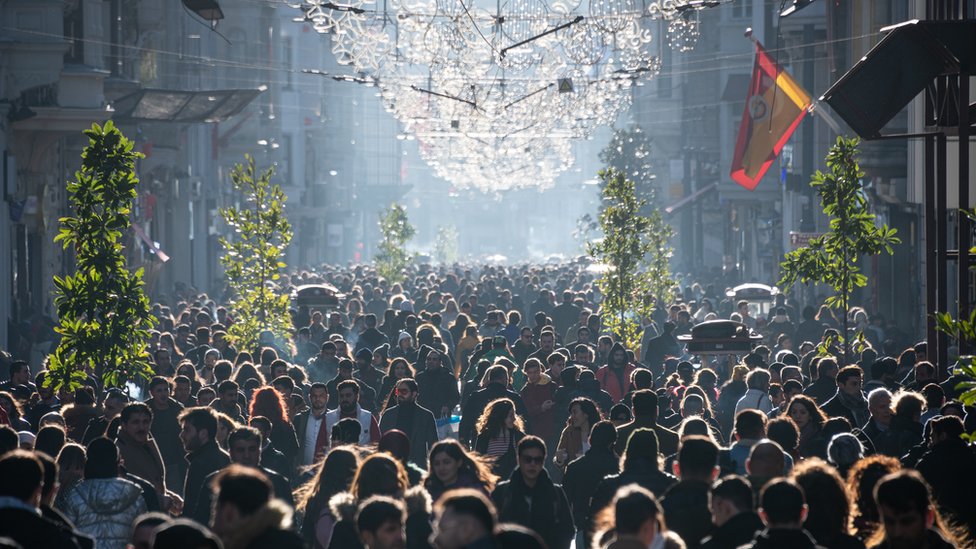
[730,42,811,190]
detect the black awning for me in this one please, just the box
[111,88,263,123]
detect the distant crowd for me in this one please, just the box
[0,262,972,549]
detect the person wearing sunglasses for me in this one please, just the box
[490,436,576,549]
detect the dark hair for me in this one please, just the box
[35,452,58,500]
[296,447,359,516]
[352,453,409,500]
[517,435,546,457]
[179,407,219,441]
[34,425,66,459]
[0,450,43,501]
[0,426,18,455]
[734,409,767,440]
[121,402,153,424]
[567,397,602,427]
[332,418,362,444]
[356,495,405,534]
[476,398,523,438]
[787,395,828,431]
[84,437,120,479]
[930,415,964,439]
[215,464,272,515]
[677,435,718,476]
[631,390,658,417]
[8,360,29,380]
[589,421,617,448]
[149,376,171,391]
[436,489,497,534]
[767,417,800,452]
[711,475,753,512]
[760,478,806,525]
[337,379,360,395]
[271,375,295,392]
[396,378,419,393]
[836,365,863,386]
[425,440,498,494]
[151,519,221,549]
[228,426,262,448]
[217,379,239,394]
[613,485,663,536]
[791,458,851,541]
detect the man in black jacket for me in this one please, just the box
[802,358,838,404]
[179,407,230,522]
[820,365,870,428]
[740,479,825,549]
[414,347,460,419]
[379,378,439,465]
[491,436,575,549]
[662,435,719,549]
[701,475,763,549]
[562,421,619,549]
[459,365,528,447]
[0,450,83,548]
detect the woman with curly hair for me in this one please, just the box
[790,458,864,549]
[249,386,299,464]
[296,447,359,549]
[846,454,901,540]
[232,362,265,394]
[423,439,499,502]
[787,394,829,459]
[328,453,431,549]
[474,398,526,477]
[554,397,601,470]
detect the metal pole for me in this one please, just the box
[957,68,970,354]
[937,130,950,374]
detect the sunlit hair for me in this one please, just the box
[248,386,290,426]
[789,458,852,542]
[351,453,409,500]
[295,446,360,513]
[475,398,524,438]
[565,397,602,427]
[846,454,901,536]
[868,469,972,548]
[423,439,499,493]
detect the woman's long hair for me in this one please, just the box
[423,440,499,493]
[249,386,290,426]
[790,458,852,543]
[233,362,265,387]
[787,394,828,432]
[476,398,524,438]
[352,453,410,500]
[566,397,601,427]
[295,446,360,513]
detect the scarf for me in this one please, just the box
[837,390,870,427]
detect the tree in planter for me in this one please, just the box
[48,121,156,391]
[779,136,900,359]
[588,168,675,352]
[376,203,416,283]
[219,155,293,353]
[434,224,459,265]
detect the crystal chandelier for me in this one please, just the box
[294,0,723,192]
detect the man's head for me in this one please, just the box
[395,378,419,406]
[217,380,239,408]
[745,439,786,479]
[129,512,170,549]
[149,377,171,404]
[589,420,617,450]
[609,343,627,367]
[709,475,753,527]
[631,390,658,420]
[818,357,839,380]
[338,359,355,380]
[120,402,154,444]
[338,379,360,414]
[673,435,719,481]
[8,361,30,385]
[211,465,272,538]
[0,450,43,506]
[484,365,509,387]
[102,389,128,419]
[868,388,893,427]
[539,331,554,351]
[357,495,406,549]
[612,485,663,546]
[758,479,807,528]
[309,382,329,413]
[836,365,863,397]
[179,407,219,452]
[516,436,547,484]
[873,470,937,549]
[733,409,767,441]
[432,489,497,549]
[227,427,262,467]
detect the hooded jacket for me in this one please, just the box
[221,499,304,549]
[595,343,635,403]
[61,477,148,549]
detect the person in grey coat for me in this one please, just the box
[379,378,439,466]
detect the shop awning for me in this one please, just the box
[111,88,263,123]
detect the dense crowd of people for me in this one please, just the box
[0,262,973,549]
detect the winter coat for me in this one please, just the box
[182,440,230,522]
[700,511,763,549]
[614,417,679,457]
[61,404,101,442]
[715,380,746,435]
[803,377,837,405]
[734,388,773,416]
[115,430,166,499]
[327,486,433,549]
[589,459,677,524]
[521,375,558,441]
[61,477,148,549]
[917,438,976,532]
[415,366,461,418]
[0,503,84,549]
[491,468,575,549]
[661,479,713,549]
[595,363,636,404]
[460,382,528,446]
[379,402,439,465]
[221,499,304,549]
[555,423,589,468]
[562,447,619,529]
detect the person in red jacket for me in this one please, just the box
[520,358,557,444]
[596,343,636,404]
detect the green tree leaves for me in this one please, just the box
[779,136,900,357]
[376,203,416,283]
[219,155,293,353]
[588,168,675,352]
[48,122,156,392]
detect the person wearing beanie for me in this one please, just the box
[392,332,418,364]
